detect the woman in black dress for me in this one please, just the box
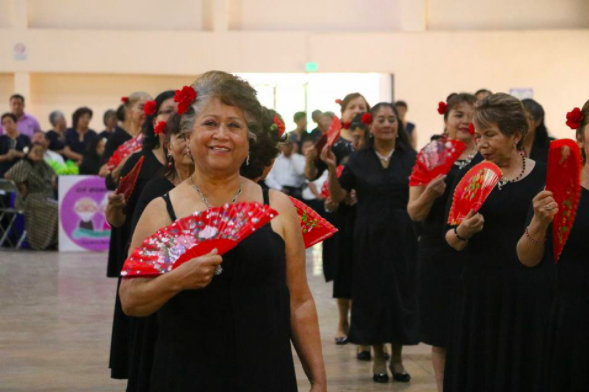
[322,102,418,383]
[120,72,326,392]
[521,99,554,164]
[106,91,174,381]
[517,100,589,392]
[444,93,552,392]
[304,94,369,354]
[407,93,477,391]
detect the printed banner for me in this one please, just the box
[58,176,111,252]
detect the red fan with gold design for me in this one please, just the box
[107,134,144,170]
[326,115,342,148]
[546,139,582,262]
[448,161,502,225]
[410,138,466,186]
[121,202,278,277]
[289,197,338,248]
[116,156,144,202]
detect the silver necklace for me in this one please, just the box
[497,154,526,190]
[190,175,243,208]
[375,149,394,162]
[454,152,476,170]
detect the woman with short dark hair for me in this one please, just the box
[444,93,552,392]
[64,107,97,163]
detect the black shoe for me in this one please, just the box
[357,350,371,361]
[373,373,389,383]
[392,372,411,383]
[335,337,349,345]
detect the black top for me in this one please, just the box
[528,136,554,165]
[102,127,132,164]
[45,130,66,151]
[79,153,102,175]
[150,186,298,391]
[0,134,31,177]
[98,127,123,141]
[131,176,175,235]
[405,122,415,135]
[64,128,98,155]
[288,129,322,153]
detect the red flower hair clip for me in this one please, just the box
[437,101,448,115]
[343,121,351,129]
[335,99,343,105]
[174,86,197,115]
[154,121,167,136]
[361,113,373,126]
[270,116,286,138]
[121,96,129,104]
[468,123,475,136]
[566,107,584,130]
[143,100,157,116]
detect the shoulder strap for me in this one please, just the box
[262,185,270,206]
[161,193,177,222]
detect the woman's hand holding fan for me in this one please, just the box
[122,202,279,278]
[168,249,223,291]
[447,161,502,226]
[456,209,485,239]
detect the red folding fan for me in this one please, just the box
[320,165,344,198]
[410,138,467,186]
[116,156,144,202]
[289,196,338,248]
[121,202,279,277]
[546,139,582,262]
[447,161,502,225]
[326,115,342,148]
[107,134,144,170]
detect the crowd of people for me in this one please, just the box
[1,74,588,392]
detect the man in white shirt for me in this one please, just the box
[32,132,65,166]
[264,139,306,199]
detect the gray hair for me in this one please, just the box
[179,71,262,142]
[49,110,64,126]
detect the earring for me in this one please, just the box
[246,154,250,166]
[167,154,174,168]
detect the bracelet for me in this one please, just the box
[525,226,546,245]
[454,226,469,242]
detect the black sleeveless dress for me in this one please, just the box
[542,187,589,392]
[149,188,298,391]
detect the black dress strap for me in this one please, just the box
[161,193,177,222]
[262,185,270,206]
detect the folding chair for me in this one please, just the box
[0,179,27,249]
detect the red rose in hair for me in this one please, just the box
[361,113,373,125]
[343,121,351,129]
[437,101,448,115]
[154,121,167,136]
[121,96,129,104]
[144,100,157,116]
[566,107,584,130]
[273,116,286,138]
[468,123,475,136]
[174,86,197,115]
[335,99,343,105]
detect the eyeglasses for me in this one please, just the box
[158,109,175,116]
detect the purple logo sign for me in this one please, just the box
[60,177,111,251]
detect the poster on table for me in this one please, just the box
[58,175,111,252]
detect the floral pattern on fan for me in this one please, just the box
[122,202,279,277]
[289,197,338,248]
[546,139,582,262]
[410,137,466,186]
[106,134,144,170]
[448,161,502,225]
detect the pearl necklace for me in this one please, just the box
[375,149,394,162]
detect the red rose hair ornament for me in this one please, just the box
[468,123,475,136]
[335,99,343,105]
[174,86,197,115]
[566,107,584,130]
[437,101,448,115]
[343,121,351,129]
[143,100,157,116]
[361,113,373,126]
[121,96,129,104]
[154,121,167,136]
[270,115,286,138]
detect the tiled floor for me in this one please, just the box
[0,247,436,391]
